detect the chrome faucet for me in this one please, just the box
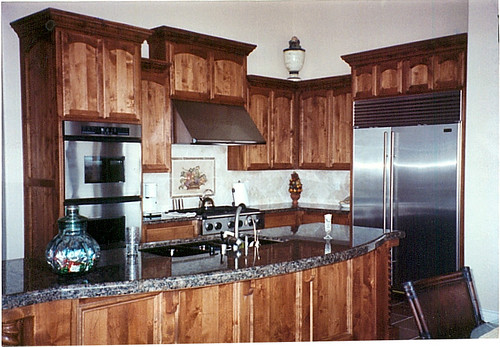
[222,203,245,249]
[234,203,244,242]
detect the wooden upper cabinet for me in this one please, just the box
[59,31,102,119]
[299,89,330,168]
[298,76,352,170]
[243,86,272,170]
[228,76,296,171]
[342,33,467,99]
[12,8,151,124]
[141,59,171,173]
[103,39,143,122]
[148,26,256,105]
[272,89,296,169]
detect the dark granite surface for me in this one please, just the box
[2,223,402,310]
[143,203,349,225]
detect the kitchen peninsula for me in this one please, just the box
[2,223,402,345]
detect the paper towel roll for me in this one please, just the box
[232,182,249,206]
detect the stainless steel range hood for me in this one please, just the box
[172,100,266,145]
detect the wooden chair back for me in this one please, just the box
[403,266,483,339]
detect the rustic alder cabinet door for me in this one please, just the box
[272,90,296,169]
[103,40,142,122]
[299,90,331,169]
[77,294,161,345]
[141,59,171,173]
[245,87,272,169]
[212,51,247,104]
[59,30,103,119]
[170,44,211,101]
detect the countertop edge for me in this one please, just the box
[2,232,401,310]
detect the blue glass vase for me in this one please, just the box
[45,205,100,275]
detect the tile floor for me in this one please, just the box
[390,291,421,340]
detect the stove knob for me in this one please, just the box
[215,222,223,230]
[228,221,235,229]
[205,223,214,231]
[238,220,243,227]
[246,216,254,226]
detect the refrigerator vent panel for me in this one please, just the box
[354,90,461,128]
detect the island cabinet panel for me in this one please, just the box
[2,299,73,346]
[148,26,255,105]
[141,59,171,172]
[341,33,467,99]
[174,284,235,343]
[76,294,161,345]
[251,273,298,342]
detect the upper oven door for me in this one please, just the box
[65,139,141,199]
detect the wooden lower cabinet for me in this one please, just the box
[265,210,350,229]
[142,220,199,243]
[2,241,395,344]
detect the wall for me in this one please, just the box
[144,146,350,212]
[464,0,499,323]
[3,0,497,318]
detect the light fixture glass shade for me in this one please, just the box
[283,36,305,80]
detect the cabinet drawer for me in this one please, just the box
[264,211,298,228]
[143,221,199,242]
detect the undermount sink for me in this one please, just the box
[141,236,281,258]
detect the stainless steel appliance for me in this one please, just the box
[63,121,142,249]
[200,205,264,235]
[64,121,141,200]
[352,90,462,287]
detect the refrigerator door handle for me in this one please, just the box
[389,131,395,233]
[383,132,388,233]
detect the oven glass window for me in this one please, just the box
[84,156,125,183]
[87,216,126,250]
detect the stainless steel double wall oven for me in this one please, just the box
[64,121,142,249]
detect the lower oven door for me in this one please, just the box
[73,198,142,250]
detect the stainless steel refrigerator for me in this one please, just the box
[352,90,462,287]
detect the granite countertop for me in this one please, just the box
[2,223,402,310]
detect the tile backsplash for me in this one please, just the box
[143,145,350,212]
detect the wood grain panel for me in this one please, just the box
[332,92,352,167]
[299,90,330,168]
[314,261,350,340]
[253,273,297,342]
[245,89,271,169]
[77,294,159,345]
[272,90,295,169]
[143,221,197,243]
[177,284,234,343]
[59,31,102,118]
[172,46,210,100]
[141,78,170,172]
[104,40,140,121]
[213,57,245,102]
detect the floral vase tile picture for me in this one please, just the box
[171,158,215,197]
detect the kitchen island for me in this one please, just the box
[2,223,402,345]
